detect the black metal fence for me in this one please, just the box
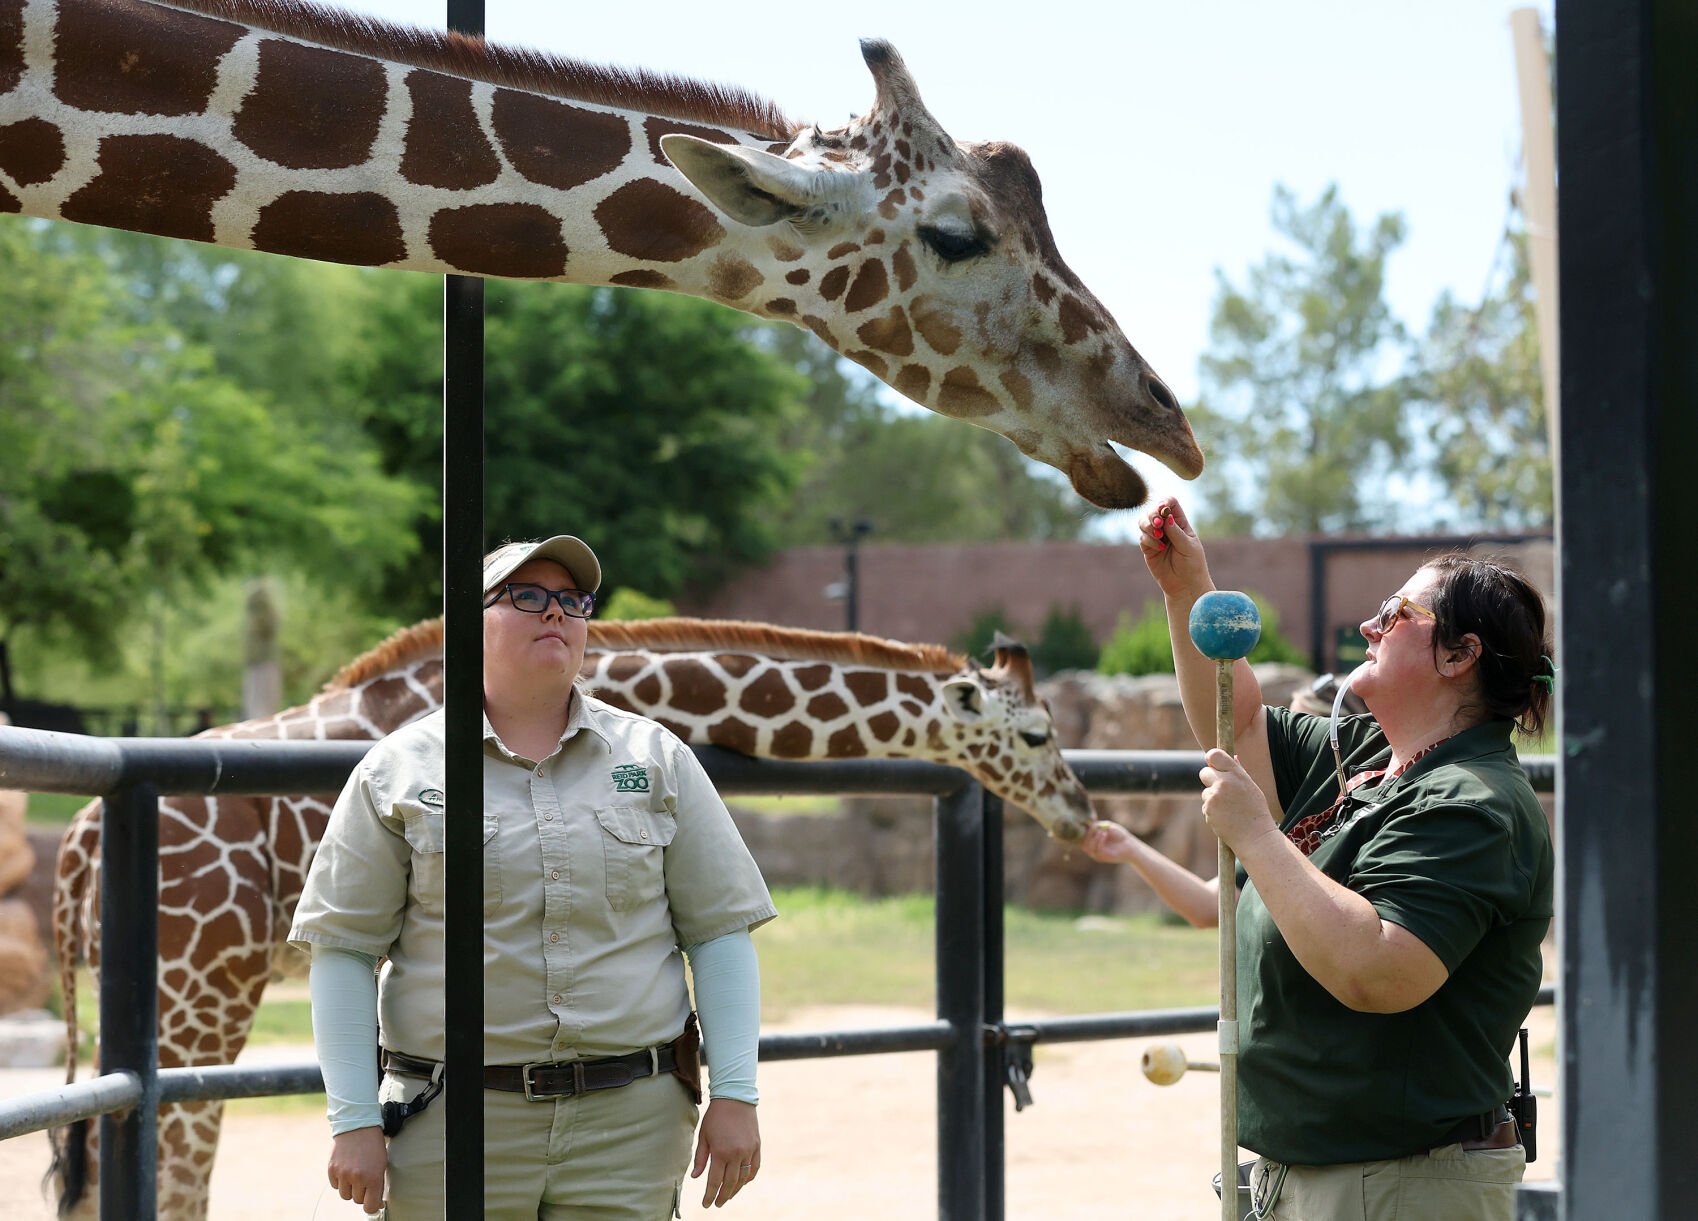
[0,727,1556,1219]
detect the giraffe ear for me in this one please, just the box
[662,135,834,228]
[941,676,988,723]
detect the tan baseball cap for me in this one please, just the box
[482,536,603,595]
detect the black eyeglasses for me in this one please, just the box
[484,583,596,618]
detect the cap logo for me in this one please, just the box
[610,764,650,793]
[419,788,445,808]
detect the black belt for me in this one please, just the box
[383,1045,678,1102]
[1437,1105,1513,1148]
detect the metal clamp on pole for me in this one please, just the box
[988,1023,1039,1111]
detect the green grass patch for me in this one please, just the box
[26,791,93,827]
[755,886,1218,1021]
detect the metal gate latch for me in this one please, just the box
[995,1024,1038,1111]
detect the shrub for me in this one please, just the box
[1032,604,1099,675]
[598,588,676,621]
[1097,592,1307,676]
[951,605,1019,660]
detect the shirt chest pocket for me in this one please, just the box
[399,807,502,916]
[594,804,677,913]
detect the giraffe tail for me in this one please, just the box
[45,802,96,1215]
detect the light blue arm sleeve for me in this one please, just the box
[683,929,761,1105]
[308,945,383,1135]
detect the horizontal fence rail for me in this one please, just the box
[0,727,1558,1218]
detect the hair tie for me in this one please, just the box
[1532,655,1557,692]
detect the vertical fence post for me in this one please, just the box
[935,782,986,1220]
[982,794,1006,1221]
[99,783,159,1221]
[442,8,487,1219]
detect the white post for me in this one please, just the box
[1510,8,1560,470]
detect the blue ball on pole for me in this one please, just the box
[1188,591,1262,662]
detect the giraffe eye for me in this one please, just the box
[1019,730,1050,748]
[920,225,989,263]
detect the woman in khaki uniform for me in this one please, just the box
[290,536,776,1219]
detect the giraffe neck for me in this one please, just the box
[1,0,798,296]
[582,649,984,766]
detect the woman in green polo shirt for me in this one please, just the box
[1082,497,1554,1221]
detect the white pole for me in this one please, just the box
[1215,662,1240,1221]
[1510,8,1560,471]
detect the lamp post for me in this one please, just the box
[828,516,874,632]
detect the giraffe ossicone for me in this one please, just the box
[48,616,1094,1217]
[0,2,1203,506]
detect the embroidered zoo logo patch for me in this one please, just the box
[610,764,651,793]
[418,789,445,808]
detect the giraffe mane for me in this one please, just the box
[586,618,967,674]
[163,0,801,139]
[323,617,445,691]
[323,616,969,691]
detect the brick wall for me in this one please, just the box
[677,535,1554,666]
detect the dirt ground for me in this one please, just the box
[0,1005,1558,1220]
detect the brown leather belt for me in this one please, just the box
[1437,1106,1519,1151]
[383,1045,678,1102]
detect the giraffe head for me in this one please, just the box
[661,40,1203,510]
[940,634,1094,841]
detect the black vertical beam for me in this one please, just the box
[935,782,986,1220]
[981,795,1006,1221]
[1531,2,1698,1218]
[442,5,486,1217]
[98,784,159,1221]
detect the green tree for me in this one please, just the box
[341,279,811,621]
[1411,229,1552,527]
[756,326,1096,545]
[0,221,422,706]
[1192,185,1411,535]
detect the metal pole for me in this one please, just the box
[98,784,159,1221]
[934,782,986,1220]
[844,538,859,633]
[1535,0,1698,1216]
[442,4,486,1213]
[1509,7,1560,469]
[982,794,1006,1221]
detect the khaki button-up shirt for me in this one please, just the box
[289,693,776,1064]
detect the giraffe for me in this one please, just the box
[0,0,1202,507]
[49,616,1092,1217]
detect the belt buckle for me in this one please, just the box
[520,1061,584,1102]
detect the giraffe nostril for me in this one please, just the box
[1145,374,1180,414]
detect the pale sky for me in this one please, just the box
[335,0,1555,526]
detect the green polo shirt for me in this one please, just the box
[1235,708,1553,1166]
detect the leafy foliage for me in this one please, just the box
[951,605,1019,661]
[598,588,676,621]
[1410,231,1552,528]
[1032,605,1100,676]
[1096,604,1175,677]
[1097,593,1305,676]
[0,222,421,704]
[757,326,1097,546]
[1192,185,1411,536]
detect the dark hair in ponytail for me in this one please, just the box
[1423,553,1555,736]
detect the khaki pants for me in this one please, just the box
[1252,1143,1526,1221]
[380,1069,699,1220]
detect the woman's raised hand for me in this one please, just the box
[1138,498,1208,595]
